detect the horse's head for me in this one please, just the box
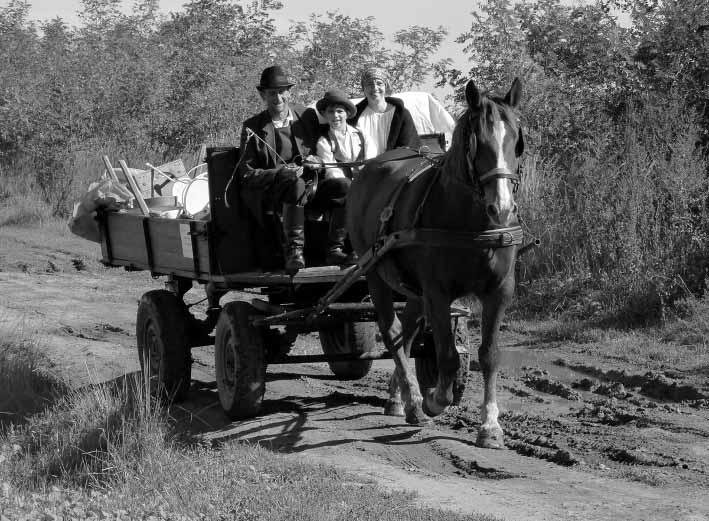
[456,78,524,228]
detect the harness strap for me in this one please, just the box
[412,168,443,227]
[376,158,432,238]
[309,224,523,317]
[478,167,518,184]
[403,226,523,249]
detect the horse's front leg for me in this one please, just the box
[422,291,459,417]
[368,272,429,425]
[476,278,513,449]
[384,298,424,417]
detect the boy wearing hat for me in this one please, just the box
[312,89,369,265]
[238,65,321,274]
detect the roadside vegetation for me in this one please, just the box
[2,0,709,517]
[0,337,499,521]
[2,0,708,319]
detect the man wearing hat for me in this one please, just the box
[313,88,368,265]
[238,65,322,274]
[349,67,420,156]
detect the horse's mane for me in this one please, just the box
[442,106,475,186]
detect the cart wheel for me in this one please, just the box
[136,290,192,402]
[415,331,470,405]
[319,322,376,380]
[214,301,267,419]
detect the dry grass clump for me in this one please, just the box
[0,328,68,431]
[1,373,168,489]
[0,173,54,227]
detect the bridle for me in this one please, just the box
[465,117,523,197]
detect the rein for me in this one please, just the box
[302,148,443,170]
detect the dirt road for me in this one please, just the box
[1,225,708,521]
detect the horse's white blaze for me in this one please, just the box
[492,121,514,216]
[481,402,500,429]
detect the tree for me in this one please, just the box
[289,11,388,100]
[0,1,41,161]
[388,25,448,92]
[289,11,446,102]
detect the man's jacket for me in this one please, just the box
[237,104,320,221]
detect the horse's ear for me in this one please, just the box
[465,80,482,111]
[516,128,524,157]
[504,77,523,108]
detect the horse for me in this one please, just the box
[346,78,524,448]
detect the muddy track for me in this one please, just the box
[2,228,709,521]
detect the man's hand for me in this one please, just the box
[303,154,323,167]
[279,163,304,180]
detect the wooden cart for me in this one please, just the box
[98,141,469,419]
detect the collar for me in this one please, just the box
[271,108,295,128]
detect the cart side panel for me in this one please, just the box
[102,212,210,278]
[149,219,210,277]
[105,212,149,267]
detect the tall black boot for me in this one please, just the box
[325,207,354,266]
[282,203,306,274]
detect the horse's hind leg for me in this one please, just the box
[421,290,460,417]
[384,298,424,417]
[476,281,513,449]
[368,272,429,425]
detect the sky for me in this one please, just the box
[14,0,610,95]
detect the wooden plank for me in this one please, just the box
[105,212,149,266]
[118,160,150,216]
[222,266,360,286]
[102,156,122,184]
[148,219,210,276]
[102,212,211,278]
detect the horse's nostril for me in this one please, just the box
[512,203,518,214]
[487,204,498,217]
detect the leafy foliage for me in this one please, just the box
[437,0,709,313]
[3,0,709,315]
[0,2,445,217]
[289,11,447,101]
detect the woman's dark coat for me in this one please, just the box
[349,96,421,151]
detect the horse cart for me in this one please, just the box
[97,138,471,420]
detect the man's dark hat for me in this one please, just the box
[257,65,295,90]
[316,89,356,119]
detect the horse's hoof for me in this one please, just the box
[405,406,433,426]
[422,389,447,418]
[384,400,405,417]
[475,427,505,449]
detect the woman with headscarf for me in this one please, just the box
[349,68,421,158]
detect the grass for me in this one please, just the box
[0,333,499,521]
[0,326,68,431]
[505,296,709,376]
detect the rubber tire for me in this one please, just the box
[415,332,470,406]
[319,322,376,380]
[214,301,267,419]
[136,290,192,402]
